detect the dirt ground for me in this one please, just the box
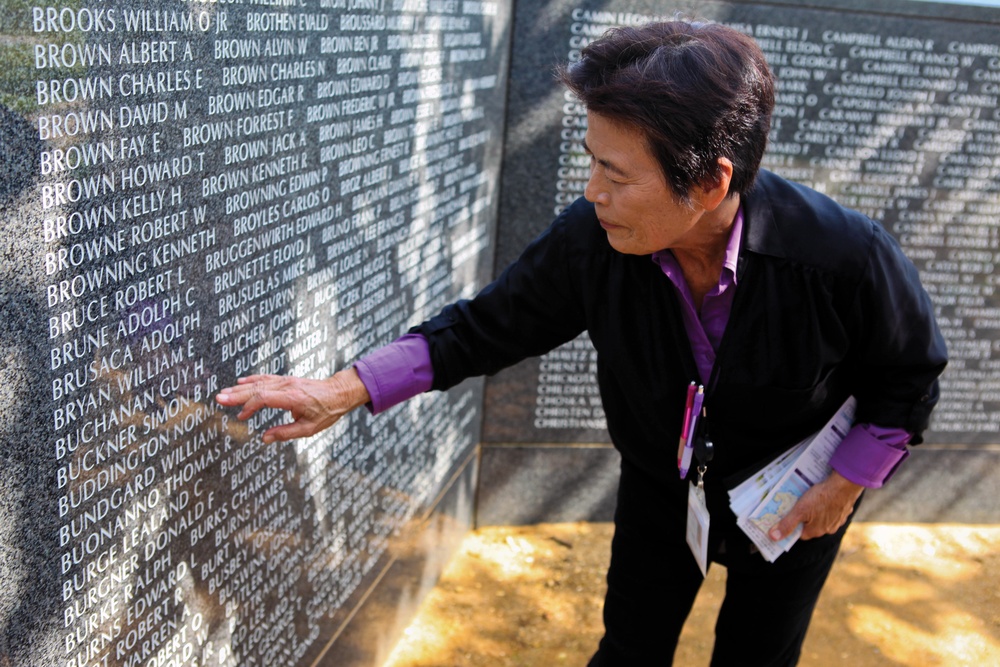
[382,522,1000,667]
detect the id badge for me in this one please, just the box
[686,481,710,577]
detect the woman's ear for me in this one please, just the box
[694,157,734,212]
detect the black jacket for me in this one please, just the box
[415,170,947,521]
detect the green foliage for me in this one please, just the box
[0,42,38,114]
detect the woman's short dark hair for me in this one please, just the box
[558,21,774,201]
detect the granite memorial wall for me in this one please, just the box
[0,0,509,664]
[478,0,1000,524]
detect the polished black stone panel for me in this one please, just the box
[476,444,620,526]
[0,0,508,663]
[487,0,1000,449]
[856,446,1000,524]
[314,448,478,665]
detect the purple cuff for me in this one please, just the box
[353,333,434,414]
[829,424,912,488]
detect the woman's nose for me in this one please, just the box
[584,170,608,205]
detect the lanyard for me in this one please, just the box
[692,408,714,488]
[678,384,714,485]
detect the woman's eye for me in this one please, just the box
[587,155,623,184]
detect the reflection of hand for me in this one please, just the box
[768,471,864,542]
[215,369,371,444]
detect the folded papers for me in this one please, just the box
[728,397,857,562]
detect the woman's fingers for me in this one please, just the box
[215,370,370,443]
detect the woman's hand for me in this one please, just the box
[769,470,864,541]
[215,368,371,443]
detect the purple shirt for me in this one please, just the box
[355,207,909,488]
[354,333,434,414]
[651,210,744,385]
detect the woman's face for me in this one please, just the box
[583,112,711,256]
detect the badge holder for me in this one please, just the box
[685,416,714,577]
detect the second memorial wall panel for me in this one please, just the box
[486,0,1000,446]
[0,0,509,665]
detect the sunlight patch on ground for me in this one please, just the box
[832,524,1000,667]
[384,523,1000,667]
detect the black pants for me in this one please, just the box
[588,463,852,667]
